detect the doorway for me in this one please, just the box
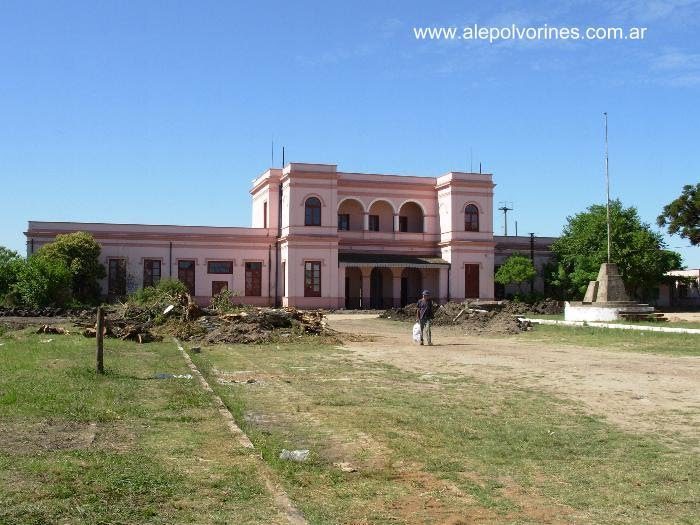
[465,264,479,299]
[178,260,196,296]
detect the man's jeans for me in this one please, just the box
[419,318,432,345]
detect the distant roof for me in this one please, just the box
[338,253,449,268]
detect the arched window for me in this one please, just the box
[305,197,322,226]
[465,204,479,232]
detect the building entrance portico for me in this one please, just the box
[338,253,449,310]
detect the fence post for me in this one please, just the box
[96,306,104,374]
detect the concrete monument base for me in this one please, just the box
[564,262,656,322]
[565,301,655,322]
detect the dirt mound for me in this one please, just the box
[380,299,556,335]
[196,308,331,344]
[74,300,334,345]
[499,298,562,316]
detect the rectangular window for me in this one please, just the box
[399,216,408,232]
[338,213,350,231]
[245,261,262,296]
[108,258,127,297]
[143,259,161,288]
[263,201,268,229]
[212,280,228,296]
[207,261,233,274]
[304,261,321,297]
[178,260,196,296]
[368,215,379,231]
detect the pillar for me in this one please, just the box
[337,265,346,309]
[360,267,371,309]
[391,267,402,307]
[363,212,369,231]
[438,267,449,304]
[393,214,399,232]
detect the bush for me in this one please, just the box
[210,288,237,312]
[12,255,72,307]
[37,232,106,304]
[0,247,23,299]
[130,278,188,306]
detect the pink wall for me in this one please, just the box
[26,162,499,307]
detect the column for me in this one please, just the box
[360,267,371,309]
[391,267,402,307]
[393,214,399,232]
[363,212,369,231]
[438,267,449,304]
[337,265,346,309]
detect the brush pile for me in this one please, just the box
[380,299,561,335]
[77,294,331,344]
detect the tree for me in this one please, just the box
[549,200,683,300]
[657,184,700,246]
[495,254,536,290]
[37,232,106,303]
[0,247,23,298]
[13,255,72,307]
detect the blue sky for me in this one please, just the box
[1,0,698,266]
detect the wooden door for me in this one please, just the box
[465,264,480,299]
[178,260,196,296]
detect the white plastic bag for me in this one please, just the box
[412,322,421,343]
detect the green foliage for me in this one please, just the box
[127,278,188,324]
[12,255,72,307]
[657,183,700,245]
[0,247,23,299]
[494,254,536,286]
[37,232,106,304]
[210,288,237,312]
[130,278,187,306]
[549,200,683,300]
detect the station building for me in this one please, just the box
[25,162,552,308]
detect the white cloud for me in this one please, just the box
[607,0,700,23]
[649,48,700,85]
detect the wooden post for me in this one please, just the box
[96,306,104,374]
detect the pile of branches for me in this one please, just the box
[380,299,554,334]
[77,290,202,344]
[195,307,330,344]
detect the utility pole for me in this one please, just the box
[529,233,535,294]
[498,202,513,236]
[604,112,611,264]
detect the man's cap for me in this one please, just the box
[422,290,431,296]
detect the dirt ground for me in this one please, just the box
[664,311,700,322]
[328,314,700,452]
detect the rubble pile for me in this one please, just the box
[74,297,332,345]
[199,308,330,344]
[380,299,559,335]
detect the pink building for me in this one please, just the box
[25,162,498,308]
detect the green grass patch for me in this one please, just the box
[195,342,700,524]
[523,323,700,356]
[0,330,285,524]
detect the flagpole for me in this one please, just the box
[604,112,611,264]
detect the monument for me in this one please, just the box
[565,262,656,322]
[564,114,657,323]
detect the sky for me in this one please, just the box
[1,0,698,267]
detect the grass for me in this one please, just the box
[193,342,700,524]
[0,328,286,524]
[526,313,700,329]
[522,324,700,356]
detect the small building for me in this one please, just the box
[494,235,558,298]
[656,269,700,308]
[25,162,553,308]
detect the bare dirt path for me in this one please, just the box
[328,314,700,451]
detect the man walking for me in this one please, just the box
[416,290,434,346]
